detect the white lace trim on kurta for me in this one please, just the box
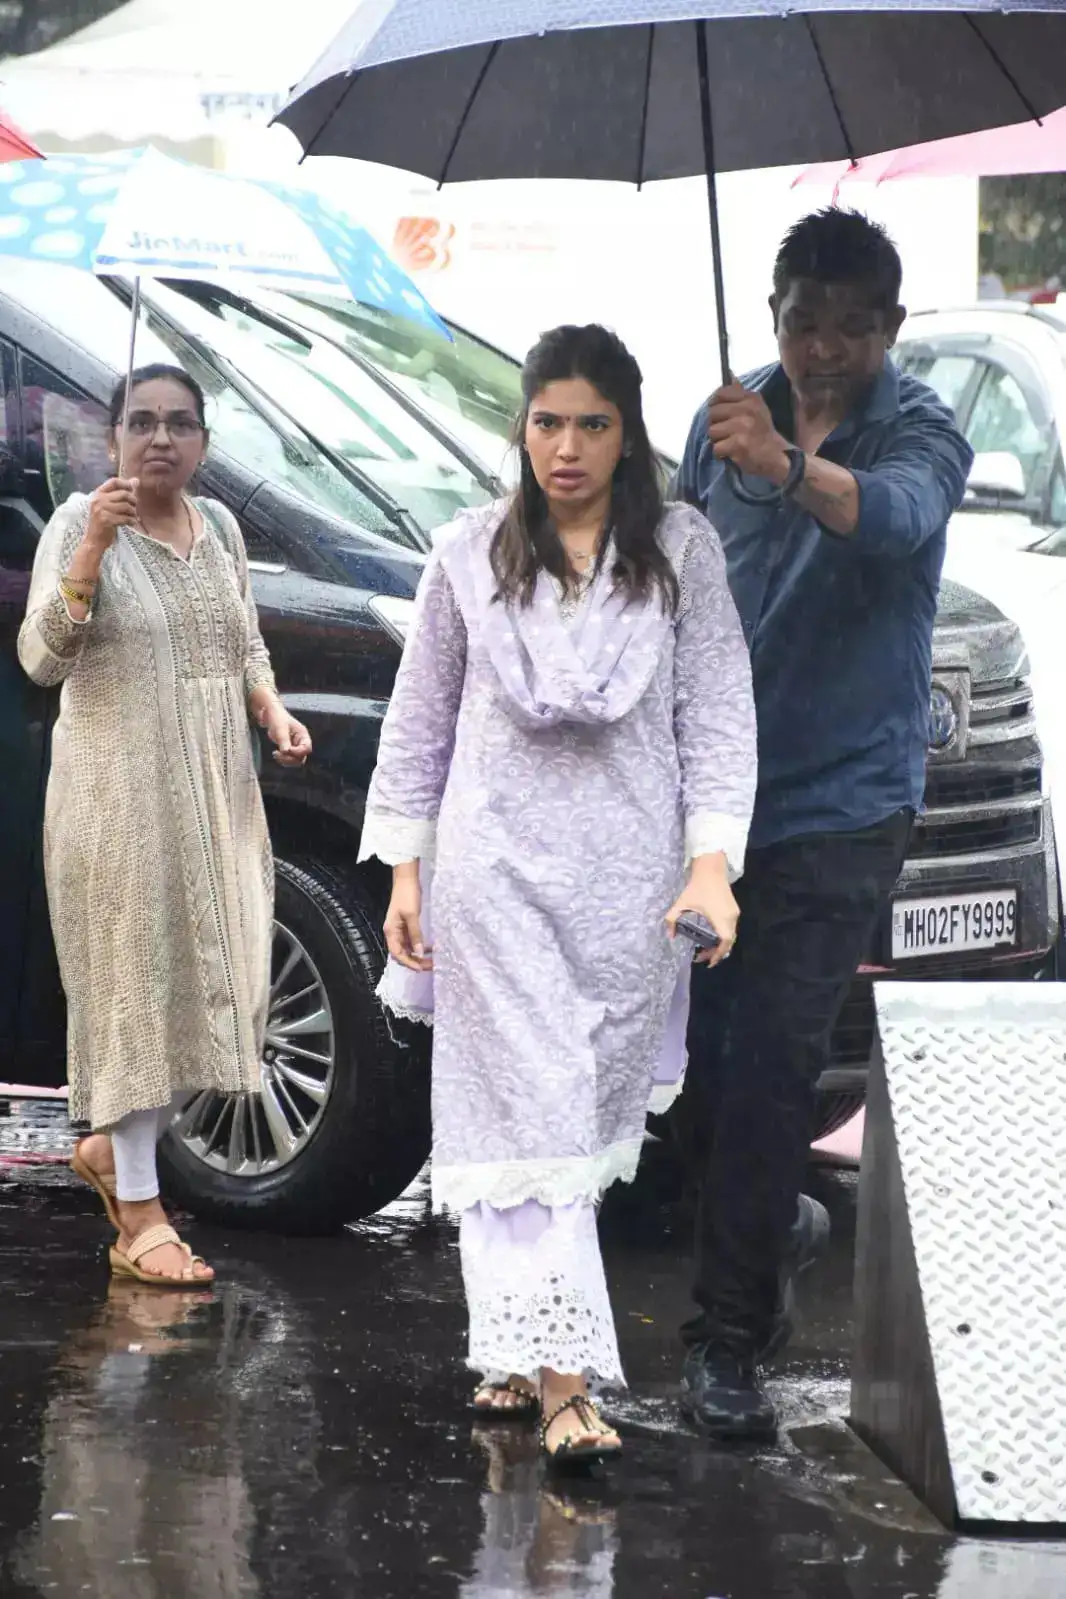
[684,807,749,882]
[375,976,434,1025]
[433,1138,644,1214]
[357,810,437,866]
[461,1200,624,1384]
[647,1074,686,1116]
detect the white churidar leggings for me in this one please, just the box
[110,1093,191,1202]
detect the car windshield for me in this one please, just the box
[152,282,496,534]
[0,261,412,544]
[290,291,522,481]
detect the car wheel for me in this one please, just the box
[157,857,431,1234]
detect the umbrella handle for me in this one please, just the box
[695,23,786,512]
[117,276,142,480]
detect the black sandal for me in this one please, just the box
[539,1394,622,1470]
[471,1379,540,1423]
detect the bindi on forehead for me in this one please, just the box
[131,382,196,407]
[129,405,198,417]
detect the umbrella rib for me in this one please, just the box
[438,42,501,187]
[962,17,1042,126]
[299,70,359,164]
[802,17,856,166]
[635,23,655,190]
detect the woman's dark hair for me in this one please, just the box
[491,324,674,611]
[109,363,207,429]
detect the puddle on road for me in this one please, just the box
[3,1099,1066,1598]
[0,1096,73,1169]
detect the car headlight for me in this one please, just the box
[368,595,415,647]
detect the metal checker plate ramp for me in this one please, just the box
[874,982,1066,1524]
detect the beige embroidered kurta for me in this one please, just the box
[18,493,276,1130]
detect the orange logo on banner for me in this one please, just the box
[393,217,456,274]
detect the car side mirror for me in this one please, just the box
[965,451,1027,505]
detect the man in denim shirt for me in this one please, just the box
[674,210,973,1440]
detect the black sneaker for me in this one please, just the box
[760,1193,831,1364]
[679,1343,777,1441]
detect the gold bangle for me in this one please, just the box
[59,578,95,608]
[63,572,97,589]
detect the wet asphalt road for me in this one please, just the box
[2,1100,1065,1599]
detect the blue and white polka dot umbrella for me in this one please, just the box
[0,145,446,336]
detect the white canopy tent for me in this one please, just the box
[0,0,358,162]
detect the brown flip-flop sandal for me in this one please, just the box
[109,1224,213,1289]
[71,1142,122,1232]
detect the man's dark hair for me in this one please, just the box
[773,208,903,312]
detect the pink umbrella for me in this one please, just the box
[795,104,1066,198]
[0,109,41,164]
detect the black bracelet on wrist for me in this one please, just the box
[781,446,807,500]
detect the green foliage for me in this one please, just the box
[979,174,1066,294]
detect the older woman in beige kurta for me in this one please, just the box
[18,363,310,1284]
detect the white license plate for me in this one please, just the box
[891,890,1018,959]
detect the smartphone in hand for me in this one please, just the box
[674,911,721,952]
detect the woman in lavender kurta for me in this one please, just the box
[359,325,756,1467]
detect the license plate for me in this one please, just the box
[891,889,1018,959]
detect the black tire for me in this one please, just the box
[158,857,431,1234]
[813,1091,865,1142]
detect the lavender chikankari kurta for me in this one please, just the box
[359,498,756,1380]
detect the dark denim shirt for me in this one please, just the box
[675,359,973,849]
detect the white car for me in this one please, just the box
[896,299,1066,557]
[897,301,1066,922]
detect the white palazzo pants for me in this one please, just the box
[459,1199,623,1384]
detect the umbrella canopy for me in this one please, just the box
[0,146,445,335]
[796,103,1066,191]
[279,2,1066,182]
[277,1,1066,503]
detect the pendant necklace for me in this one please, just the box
[138,497,196,560]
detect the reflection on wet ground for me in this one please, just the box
[2,1099,1065,1597]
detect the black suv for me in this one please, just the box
[0,261,1058,1230]
[0,261,520,1232]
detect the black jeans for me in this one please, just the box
[681,808,913,1355]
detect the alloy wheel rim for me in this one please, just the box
[174,921,335,1176]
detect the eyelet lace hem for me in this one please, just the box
[433,1139,644,1215]
[461,1200,625,1385]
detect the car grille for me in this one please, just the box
[969,676,1034,735]
[928,766,1040,807]
[917,674,1042,861]
[908,804,1041,859]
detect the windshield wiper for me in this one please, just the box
[164,278,502,494]
[103,276,428,551]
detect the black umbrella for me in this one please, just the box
[278,2,1066,497]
